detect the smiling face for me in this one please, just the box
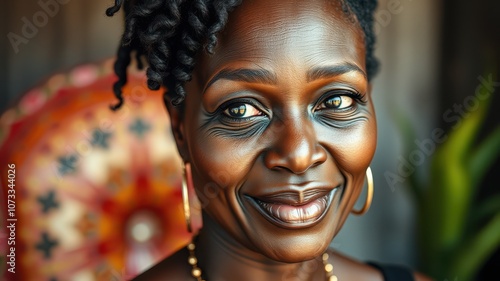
[168,0,377,262]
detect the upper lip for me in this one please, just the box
[245,183,335,206]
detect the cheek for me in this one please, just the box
[187,134,265,229]
[184,115,263,207]
[319,119,377,175]
[189,136,260,189]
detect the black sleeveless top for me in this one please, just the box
[367,262,415,281]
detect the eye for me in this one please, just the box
[322,95,353,110]
[315,91,364,112]
[223,103,263,118]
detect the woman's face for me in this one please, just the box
[170,0,376,262]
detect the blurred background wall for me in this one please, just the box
[2,0,123,110]
[1,0,499,279]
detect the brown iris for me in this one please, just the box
[325,96,342,109]
[229,104,247,117]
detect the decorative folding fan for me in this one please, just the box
[0,59,200,281]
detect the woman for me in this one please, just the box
[107,0,432,280]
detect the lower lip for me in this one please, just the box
[248,192,334,229]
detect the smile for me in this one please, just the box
[246,189,336,229]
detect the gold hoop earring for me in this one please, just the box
[182,162,192,233]
[352,167,374,215]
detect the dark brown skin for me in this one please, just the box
[134,0,432,280]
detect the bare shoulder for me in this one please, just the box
[130,247,190,281]
[329,250,434,281]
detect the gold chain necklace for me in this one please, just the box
[186,238,338,281]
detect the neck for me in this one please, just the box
[194,214,325,281]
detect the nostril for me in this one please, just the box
[263,144,327,174]
[263,149,286,170]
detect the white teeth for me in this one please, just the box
[257,196,328,224]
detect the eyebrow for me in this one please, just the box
[306,63,366,82]
[204,63,366,93]
[204,68,278,92]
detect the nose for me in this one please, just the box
[264,118,327,174]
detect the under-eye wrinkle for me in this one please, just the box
[208,120,269,139]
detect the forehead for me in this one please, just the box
[197,0,366,82]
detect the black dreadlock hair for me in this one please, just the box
[106,0,379,110]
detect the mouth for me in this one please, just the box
[245,188,336,229]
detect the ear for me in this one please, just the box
[164,97,189,162]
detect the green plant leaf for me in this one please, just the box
[450,213,500,281]
[472,194,500,222]
[469,127,500,187]
[429,149,470,249]
[426,76,497,252]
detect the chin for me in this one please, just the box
[253,231,334,263]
